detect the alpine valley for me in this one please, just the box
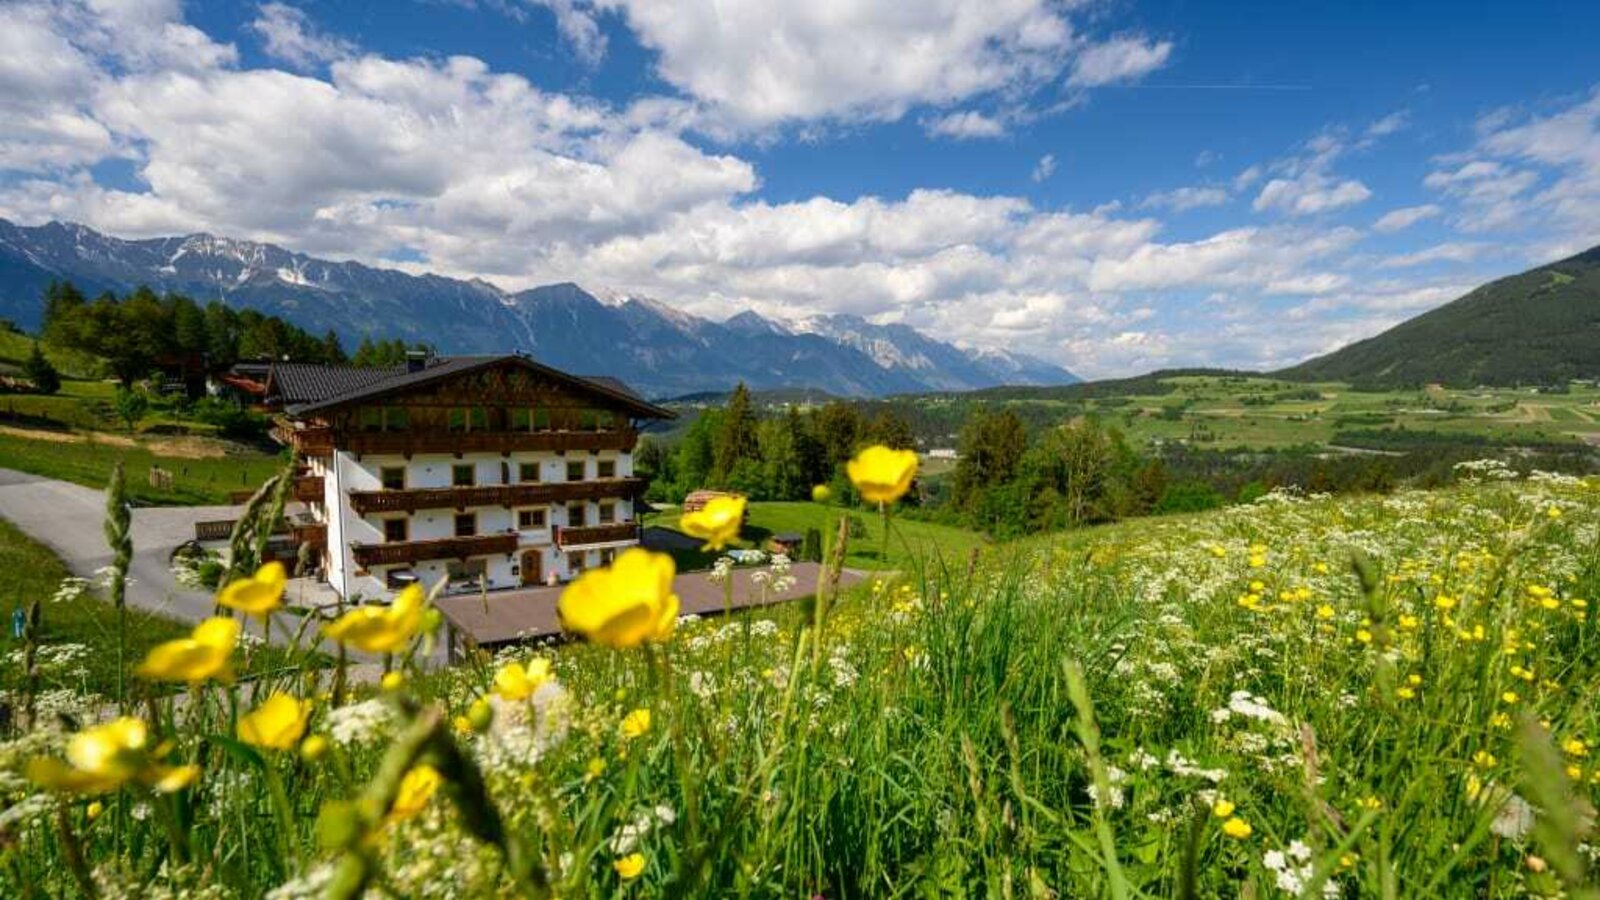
[0,219,1077,398]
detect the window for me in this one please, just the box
[567,552,585,574]
[567,503,587,527]
[384,406,409,430]
[383,518,408,542]
[447,559,487,587]
[469,407,489,431]
[579,410,598,431]
[532,409,551,431]
[454,513,476,537]
[359,407,383,432]
[499,461,510,485]
[517,508,547,530]
[565,460,585,482]
[452,464,475,487]
[448,408,467,433]
[598,502,616,524]
[595,411,616,431]
[380,466,406,490]
[512,408,531,432]
[518,462,541,482]
[597,459,616,479]
[600,548,616,565]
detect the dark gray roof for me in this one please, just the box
[278,355,673,419]
[268,363,407,406]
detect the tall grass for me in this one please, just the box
[0,470,1596,897]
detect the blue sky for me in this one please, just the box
[2,1,1597,377]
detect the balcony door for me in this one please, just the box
[520,549,543,587]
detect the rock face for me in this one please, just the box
[0,218,1079,397]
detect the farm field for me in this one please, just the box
[971,376,1600,452]
[2,466,1595,897]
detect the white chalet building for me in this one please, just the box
[267,354,673,602]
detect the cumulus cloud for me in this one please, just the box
[588,0,1168,130]
[250,2,356,70]
[1067,34,1173,87]
[1253,172,1371,216]
[4,0,1581,379]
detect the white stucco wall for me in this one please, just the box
[322,448,636,603]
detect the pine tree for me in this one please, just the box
[711,382,759,486]
[22,342,60,395]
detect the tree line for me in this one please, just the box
[37,281,426,386]
[636,383,916,504]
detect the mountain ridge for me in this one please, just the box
[1277,243,1600,387]
[0,218,1079,397]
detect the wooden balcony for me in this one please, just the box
[348,478,644,515]
[273,422,335,456]
[291,522,327,551]
[554,522,641,550]
[351,533,518,568]
[343,428,638,458]
[293,475,325,503]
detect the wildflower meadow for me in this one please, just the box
[2,452,1598,898]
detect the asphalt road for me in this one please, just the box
[0,468,307,641]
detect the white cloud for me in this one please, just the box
[1031,153,1056,183]
[1066,34,1173,87]
[1140,185,1228,212]
[924,110,1006,140]
[250,3,356,70]
[1377,242,1487,268]
[7,0,1579,380]
[1253,172,1372,216]
[1372,203,1439,232]
[1365,111,1408,138]
[588,0,1166,130]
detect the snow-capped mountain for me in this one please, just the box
[0,218,1079,396]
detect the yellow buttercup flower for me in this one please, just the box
[135,617,239,684]
[680,495,746,550]
[26,717,198,795]
[389,765,441,822]
[558,549,679,649]
[1221,817,1252,839]
[381,671,406,691]
[494,658,553,701]
[847,445,918,505]
[324,583,427,654]
[811,484,832,503]
[217,561,287,618]
[1212,799,1235,818]
[614,853,646,880]
[237,693,313,751]
[300,735,329,763]
[620,708,652,739]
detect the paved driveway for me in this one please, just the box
[0,468,304,641]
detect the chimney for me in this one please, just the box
[405,349,429,373]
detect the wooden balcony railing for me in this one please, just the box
[348,478,644,515]
[351,533,519,569]
[344,428,638,457]
[291,522,327,551]
[293,475,325,503]
[554,522,641,549]
[272,422,335,456]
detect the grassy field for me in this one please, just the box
[1042,375,1600,450]
[3,466,1595,897]
[0,429,285,505]
[644,499,988,571]
[0,327,105,379]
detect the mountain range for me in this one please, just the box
[0,219,1077,398]
[1279,243,1600,387]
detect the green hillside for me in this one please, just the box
[1279,244,1600,387]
